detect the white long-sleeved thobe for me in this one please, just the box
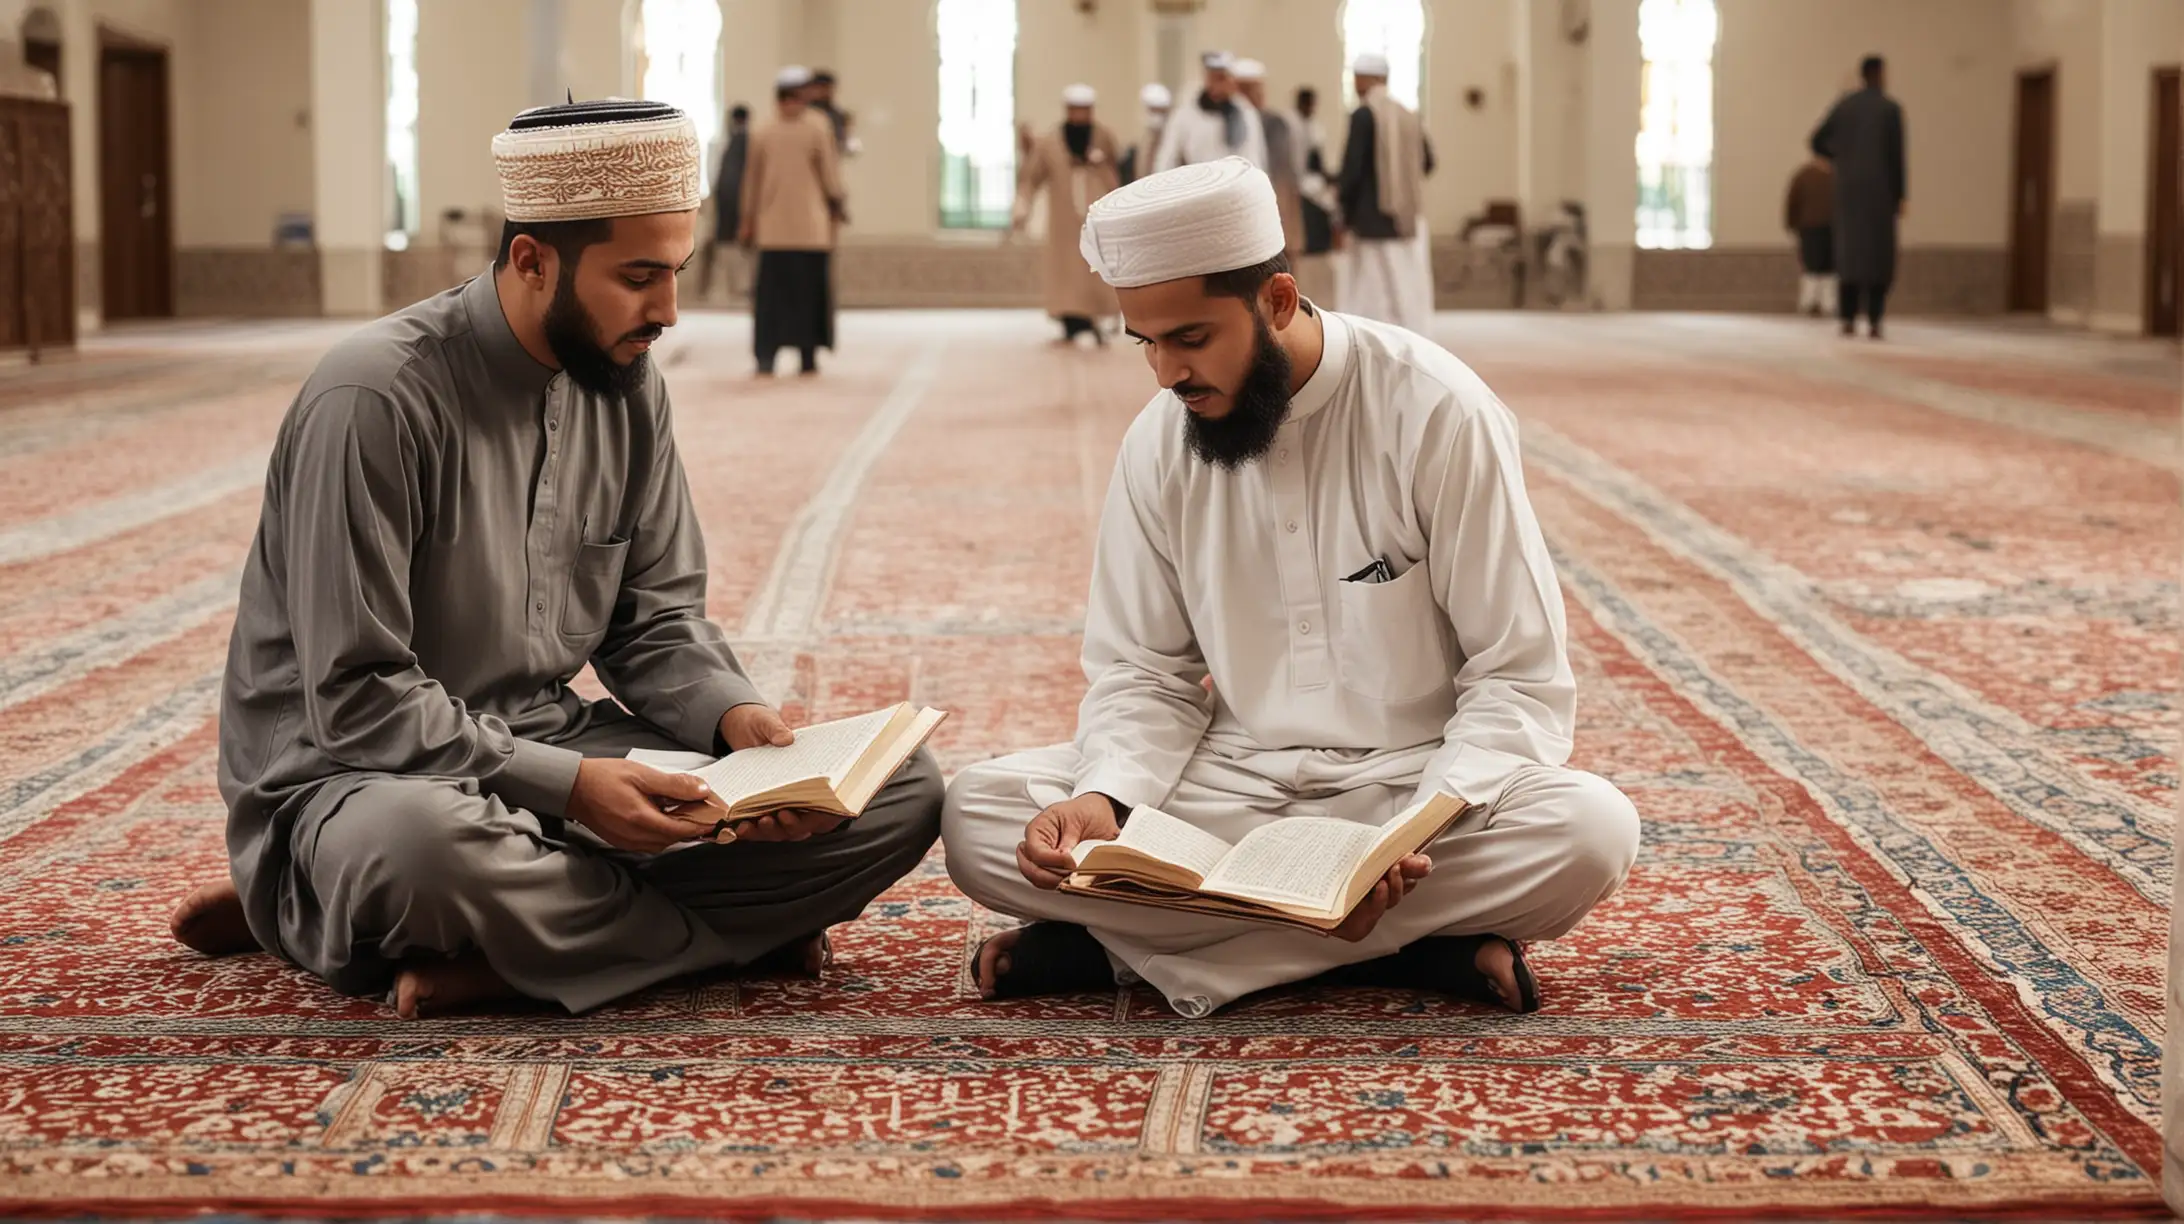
[942,309,1639,1016]
[1151,95,1268,173]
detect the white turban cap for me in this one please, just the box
[775,64,813,90]
[1202,50,1236,72]
[1140,82,1173,110]
[1233,58,1266,82]
[1352,51,1391,77]
[492,99,701,223]
[1062,83,1096,107]
[1079,157,1285,288]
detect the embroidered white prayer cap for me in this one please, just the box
[1233,58,1266,81]
[1352,51,1391,77]
[1062,83,1097,107]
[1201,50,1236,72]
[492,98,701,223]
[1140,83,1172,110]
[775,64,813,90]
[1079,156,1285,288]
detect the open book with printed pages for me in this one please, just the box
[1059,792,1467,932]
[626,702,946,843]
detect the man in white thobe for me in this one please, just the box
[1152,51,1268,174]
[941,159,1639,1018]
[1335,52,1435,332]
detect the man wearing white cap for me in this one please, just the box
[1014,84,1121,343]
[1337,51,1435,331]
[172,98,942,1018]
[1152,51,1267,174]
[739,65,848,375]
[1118,82,1171,187]
[942,158,1637,1018]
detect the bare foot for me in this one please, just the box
[1471,936,1523,1011]
[974,927,1022,999]
[169,881,257,956]
[393,955,519,1020]
[972,922,1112,1001]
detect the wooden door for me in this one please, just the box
[2147,68,2181,337]
[17,102,74,350]
[2008,69,2055,313]
[97,43,171,320]
[24,39,60,90]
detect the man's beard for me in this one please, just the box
[1180,313,1293,469]
[542,266,659,398]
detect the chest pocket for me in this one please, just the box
[561,537,630,638]
[1334,560,1451,702]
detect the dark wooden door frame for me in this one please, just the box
[2008,67,2056,314]
[96,34,172,321]
[2147,67,2181,338]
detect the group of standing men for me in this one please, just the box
[1013,49,1436,343]
[703,66,853,375]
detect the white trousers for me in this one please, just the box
[1796,273,1839,315]
[941,741,1639,1016]
[1336,228,1434,334]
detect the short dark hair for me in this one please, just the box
[494,217,612,271]
[812,69,836,86]
[1860,54,1884,83]
[1295,86,1316,110]
[1202,252,1293,306]
[730,104,749,123]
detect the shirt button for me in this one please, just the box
[548,420,558,431]
[535,600,545,612]
[1285,520,1298,533]
[1278,448,1289,462]
[1299,621,1312,635]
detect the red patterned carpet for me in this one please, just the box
[0,308,2174,1219]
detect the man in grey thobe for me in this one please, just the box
[170,99,942,1018]
[1810,55,1906,339]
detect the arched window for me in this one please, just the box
[936,0,1017,229]
[384,0,419,250]
[636,0,723,196]
[1635,0,1716,249]
[1341,0,1425,110]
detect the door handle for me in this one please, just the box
[139,173,157,219]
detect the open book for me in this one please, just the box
[628,703,946,842]
[1059,792,1466,932]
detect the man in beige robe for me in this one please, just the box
[739,65,847,376]
[1014,84,1122,344]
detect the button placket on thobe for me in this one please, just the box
[1267,420,1328,694]
[525,377,569,651]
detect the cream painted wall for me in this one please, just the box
[416,0,529,230]
[1425,0,1520,233]
[830,0,936,236]
[172,0,312,247]
[1713,0,2014,249]
[2094,0,2183,238]
[2014,0,2101,204]
[1017,0,1143,152]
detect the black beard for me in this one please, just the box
[1183,313,1293,469]
[542,266,653,398]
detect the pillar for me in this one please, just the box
[1583,0,1639,309]
[310,0,386,315]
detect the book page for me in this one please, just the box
[1071,805,1234,884]
[689,706,899,805]
[626,748,717,773]
[1199,817,1380,914]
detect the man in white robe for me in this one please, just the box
[941,158,1639,1018]
[1152,51,1268,174]
[1334,52,1435,332]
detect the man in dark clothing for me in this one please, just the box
[697,104,750,303]
[808,70,851,154]
[1810,55,1906,339]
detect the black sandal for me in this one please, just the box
[976,921,1115,1000]
[1328,934,1542,1013]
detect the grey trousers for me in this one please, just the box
[275,703,944,1013]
